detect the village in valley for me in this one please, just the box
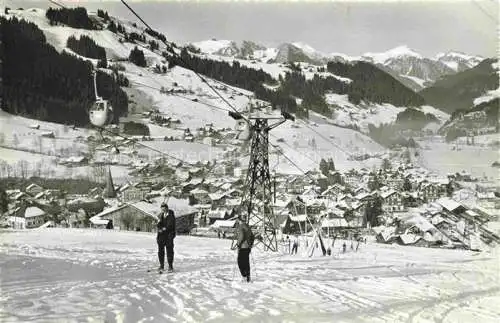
[2,113,499,252]
[1,3,500,322]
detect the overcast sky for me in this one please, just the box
[9,0,499,57]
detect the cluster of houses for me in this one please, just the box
[2,154,499,251]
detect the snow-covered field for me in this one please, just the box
[415,138,500,181]
[0,229,499,323]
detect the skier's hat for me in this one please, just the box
[161,202,168,208]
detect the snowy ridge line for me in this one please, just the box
[119,0,249,122]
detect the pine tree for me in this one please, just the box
[0,186,8,215]
[327,158,335,172]
[319,158,328,176]
[97,57,107,68]
[129,46,146,67]
[381,158,391,170]
[104,167,116,198]
[403,178,412,191]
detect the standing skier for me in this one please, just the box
[157,203,176,272]
[291,235,299,255]
[235,214,254,282]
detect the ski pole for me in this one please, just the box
[251,252,257,281]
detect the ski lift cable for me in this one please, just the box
[128,81,318,182]
[128,80,232,113]
[472,0,498,23]
[47,0,66,9]
[119,0,250,123]
[300,122,354,158]
[94,126,196,165]
[43,0,325,185]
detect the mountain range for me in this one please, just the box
[191,40,484,91]
[1,7,497,138]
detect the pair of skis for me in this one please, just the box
[147,268,174,274]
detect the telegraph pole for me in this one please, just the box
[230,110,294,252]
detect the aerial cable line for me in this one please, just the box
[127,82,321,181]
[44,0,329,183]
[471,0,498,23]
[128,80,232,113]
[119,0,249,123]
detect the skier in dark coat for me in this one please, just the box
[157,203,176,272]
[235,214,254,282]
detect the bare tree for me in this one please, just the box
[34,161,42,177]
[17,160,29,179]
[0,160,7,177]
[0,132,5,145]
[90,165,106,183]
[32,137,43,153]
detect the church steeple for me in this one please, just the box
[104,166,116,198]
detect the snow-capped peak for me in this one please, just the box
[291,42,322,57]
[435,51,484,71]
[190,39,234,54]
[363,45,422,64]
[435,51,483,62]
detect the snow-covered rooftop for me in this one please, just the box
[24,206,45,218]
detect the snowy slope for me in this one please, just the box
[270,118,386,174]
[325,94,405,130]
[1,228,499,323]
[473,87,500,106]
[414,138,500,181]
[5,8,165,64]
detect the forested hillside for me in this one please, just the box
[327,61,425,106]
[45,7,95,29]
[167,48,426,118]
[0,16,128,126]
[419,58,499,114]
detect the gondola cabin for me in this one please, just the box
[89,99,113,127]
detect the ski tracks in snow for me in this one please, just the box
[1,229,500,322]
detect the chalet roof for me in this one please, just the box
[401,213,435,233]
[321,218,348,228]
[351,201,365,210]
[211,220,236,228]
[208,193,225,201]
[186,178,203,186]
[129,201,159,218]
[190,188,209,195]
[208,209,228,219]
[399,234,421,245]
[66,156,87,163]
[90,217,110,225]
[226,199,240,207]
[289,214,307,222]
[355,192,373,201]
[328,207,345,217]
[380,189,398,199]
[436,198,464,212]
[26,183,43,191]
[24,207,45,218]
[95,205,127,218]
